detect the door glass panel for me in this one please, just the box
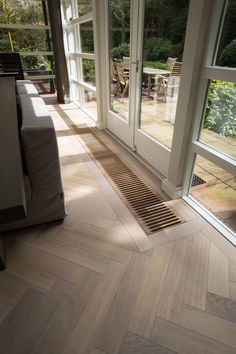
[108,0,130,121]
[199,80,236,160]
[81,58,96,86]
[215,0,236,68]
[80,21,94,53]
[82,88,97,118]
[68,55,77,79]
[190,155,236,235]
[77,0,92,17]
[62,0,73,21]
[67,28,76,52]
[139,0,190,149]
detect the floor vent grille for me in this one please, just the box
[74,125,183,235]
[191,174,206,187]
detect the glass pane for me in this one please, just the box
[62,0,73,21]
[68,55,77,79]
[139,0,190,149]
[77,0,92,17]
[66,28,76,52]
[108,0,130,121]
[0,0,48,25]
[80,21,94,53]
[82,59,96,86]
[71,82,79,100]
[82,89,97,119]
[199,80,236,160]
[0,29,51,52]
[190,155,236,235]
[215,0,236,68]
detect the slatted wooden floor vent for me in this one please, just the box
[73,125,183,235]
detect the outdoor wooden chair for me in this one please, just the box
[156,61,182,102]
[113,59,129,98]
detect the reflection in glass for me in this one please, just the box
[139,0,189,149]
[62,0,73,21]
[82,59,96,86]
[68,55,77,79]
[66,29,76,52]
[80,21,94,53]
[108,0,130,121]
[199,80,236,160]
[77,0,92,17]
[190,155,236,235]
[82,89,97,119]
[215,0,236,68]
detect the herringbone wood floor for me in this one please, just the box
[0,99,235,354]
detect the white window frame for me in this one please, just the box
[182,0,236,244]
[62,0,98,120]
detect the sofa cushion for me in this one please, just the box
[17,82,38,95]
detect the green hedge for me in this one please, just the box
[204,80,236,138]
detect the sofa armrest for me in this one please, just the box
[19,94,63,199]
[0,77,26,224]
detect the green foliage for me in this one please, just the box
[83,59,96,86]
[143,37,172,62]
[143,61,167,69]
[219,39,236,67]
[0,38,10,51]
[110,42,129,60]
[204,81,236,138]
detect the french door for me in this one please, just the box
[106,0,190,177]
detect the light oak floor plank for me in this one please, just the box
[6,256,56,293]
[208,243,229,298]
[158,238,192,324]
[52,228,133,265]
[95,253,150,354]
[33,270,100,354]
[0,274,26,324]
[62,261,125,354]
[151,317,236,354]
[229,261,236,283]
[31,235,109,273]
[230,283,236,300]
[90,349,107,354]
[75,222,139,252]
[201,220,236,265]
[128,246,172,339]
[181,303,236,349]
[184,232,210,310]
[206,291,236,323]
[119,332,177,354]
[0,279,72,354]
[7,242,91,284]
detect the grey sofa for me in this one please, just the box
[0,79,66,233]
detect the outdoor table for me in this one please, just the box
[143,67,171,97]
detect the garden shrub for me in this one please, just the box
[219,39,236,67]
[143,61,167,69]
[111,42,129,60]
[83,59,96,86]
[204,80,236,138]
[144,37,172,62]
